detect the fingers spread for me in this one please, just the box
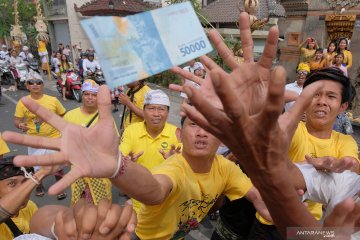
[48,169,82,195]
[21,96,67,131]
[199,55,219,71]
[257,26,279,69]
[208,30,238,70]
[2,131,60,150]
[210,68,246,124]
[13,152,65,167]
[259,66,286,129]
[238,12,254,63]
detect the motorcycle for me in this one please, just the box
[0,59,14,86]
[56,69,82,102]
[26,58,40,73]
[14,63,28,90]
[87,69,106,85]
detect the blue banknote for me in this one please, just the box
[81,2,213,88]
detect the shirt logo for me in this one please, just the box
[161,142,168,149]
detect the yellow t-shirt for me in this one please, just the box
[257,121,359,225]
[38,40,47,53]
[0,133,10,155]
[123,85,151,128]
[300,48,316,63]
[0,200,38,240]
[136,154,253,240]
[342,50,352,69]
[64,107,116,205]
[120,121,180,212]
[14,95,66,138]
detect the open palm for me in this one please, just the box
[3,86,119,195]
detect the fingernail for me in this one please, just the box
[126,199,133,205]
[100,227,110,235]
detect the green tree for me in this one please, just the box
[0,0,37,42]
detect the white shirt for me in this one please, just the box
[8,56,23,66]
[284,82,303,112]
[0,50,8,60]
[83,59,100,73]
[297,163,360,218]
[19,51,34,61]
[180,65,196,98]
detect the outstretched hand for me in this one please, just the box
[2,86,120,195]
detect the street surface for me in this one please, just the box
[0,77,215,240]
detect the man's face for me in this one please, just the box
[82,91,98,108]
[143,104,169,130]
[88,56,94,61]
[26,79,44,94]
[0,175,29,210]
[180,118,220,159]
[194,68,204,77]
[306,80,347,130]
[296,70,308,86]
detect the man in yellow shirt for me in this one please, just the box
[0,133,10,158]
[120,89,180,212]
[250,67,359,239]
[64,80,112,206]
[13,72,67,199]
[119,80,151,129]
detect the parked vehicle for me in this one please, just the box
[26,58,39,73]
[56,70,82,102]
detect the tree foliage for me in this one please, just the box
[0,0,37,40]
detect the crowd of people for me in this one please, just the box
[0,11,360,240]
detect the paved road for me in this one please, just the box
[0,78,215,240]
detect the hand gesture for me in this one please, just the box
[54,199,136,240]
[159,144,181,159]
[3,86,120,195]
[171,12,279,114]
[127,151,144,162]
[18,122,29,132]
[305,155,359,173]
[118,93,131,106]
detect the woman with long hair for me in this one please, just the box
[337,37,352,69]
[324,41,337,67]
[298,37,318,63]
[59,53,74,101]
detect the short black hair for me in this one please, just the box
[303,67,354,104]
[181,116,186,127]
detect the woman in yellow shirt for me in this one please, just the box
[309,48,326,72]
[298,37,318,63]
[324,41,337,67]
[337,37,352,69]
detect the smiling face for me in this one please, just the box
[339,39,347,50]
[306,80,347,131]
[328,43,336,53]
[180,118,220,160]
[82,91,98,109]
[315,51,323,60]
[296,70,308,87]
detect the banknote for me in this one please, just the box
[81,2,213,88]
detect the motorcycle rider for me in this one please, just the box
[19,46,34,62]
[59,54,74,101]
[83,52,100,77]
[8,49,24,91]
[78,52,87,79]
[0,45,9,60]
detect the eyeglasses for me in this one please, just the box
[27,80,43,85]
[298,71,308,76]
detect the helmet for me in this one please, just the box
[23,46,29,51]
[80,52,87,57]
[88,52,94,57]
